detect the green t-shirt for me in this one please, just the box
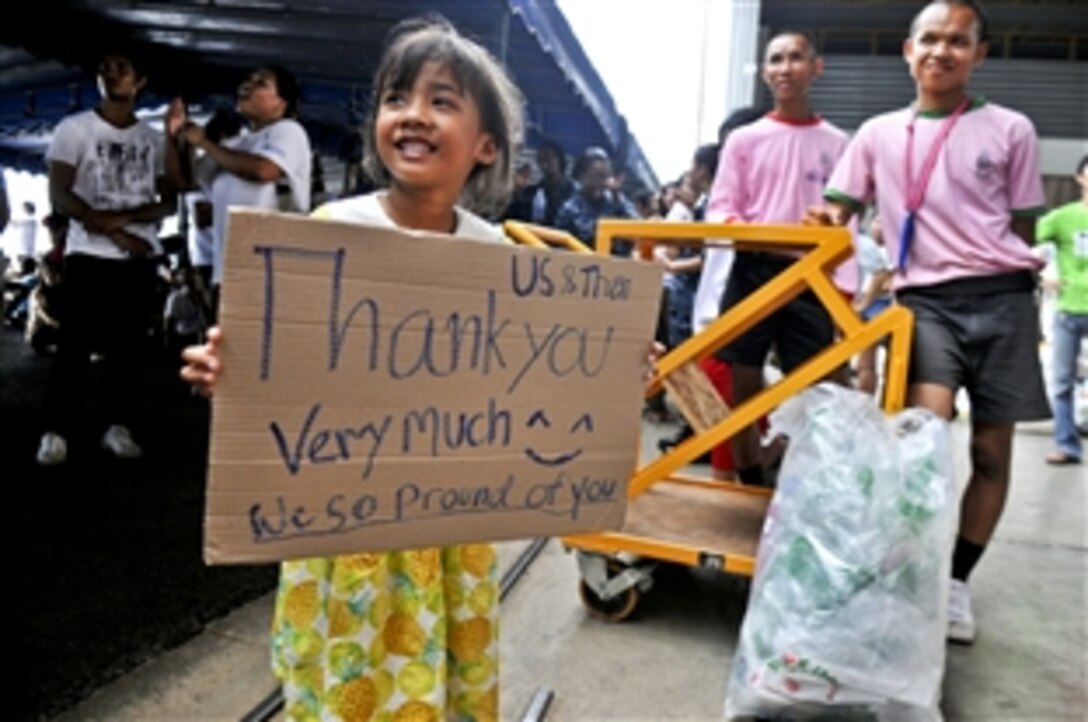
[1036,200,1088,314]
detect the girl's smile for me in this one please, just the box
[375,61,496,195]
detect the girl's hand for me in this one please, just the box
[180,326,223,397]
[645,341,665,385]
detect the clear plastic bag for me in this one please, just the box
[725,383,957,722]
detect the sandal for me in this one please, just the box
[1045,451,1082,466]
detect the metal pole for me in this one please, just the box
[519,687,555,722]
[238,688,283,722]
[501,537,550,601]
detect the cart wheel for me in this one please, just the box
[578,562,641,622]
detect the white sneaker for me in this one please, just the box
[948,579,977,644]
[101,425,143,459]
[37,432,68,465]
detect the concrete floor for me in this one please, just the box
[54,417,1086,721]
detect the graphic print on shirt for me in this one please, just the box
[92,140,155,205]
[805,150,836,186]
[973,151,997,182]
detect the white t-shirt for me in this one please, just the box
[12,217,38,259]
[205,118,312,283]
[658,201,696,286]
[692,246,736,336]
[314,192,503,243]
[45,109,165,258]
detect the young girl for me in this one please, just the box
[182,16,523,721]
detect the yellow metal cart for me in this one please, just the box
[504,219,914,621]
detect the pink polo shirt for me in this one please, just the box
[825,100,1046,291]
[707,114,856,291]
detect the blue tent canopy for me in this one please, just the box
[0,0,658,191]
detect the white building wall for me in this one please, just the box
[1040,139,1088,177]
[719,0,762,125]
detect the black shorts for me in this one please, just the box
[714,252,834,373]
[898,271,1051,423]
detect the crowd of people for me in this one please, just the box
[0,1,1084,719]
[0,48,316,467]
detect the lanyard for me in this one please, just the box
[898,96,971,270]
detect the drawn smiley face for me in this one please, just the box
[523,409,594,466]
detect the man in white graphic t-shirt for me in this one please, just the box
[38,49,177,466]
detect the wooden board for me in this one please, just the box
[661,361,730,433]
[622,480,769,559]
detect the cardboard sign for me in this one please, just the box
[204,210,662,564]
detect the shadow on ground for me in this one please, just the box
[1,326,277,721]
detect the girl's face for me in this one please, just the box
[375,61,497,196]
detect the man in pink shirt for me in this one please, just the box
[808,0,1049,644]
[706,29,849,488]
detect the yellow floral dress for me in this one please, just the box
[272,196,502,722]
[272,545,499,722]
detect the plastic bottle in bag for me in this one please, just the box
[725,383,957,722]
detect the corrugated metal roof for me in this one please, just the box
[753,1,1087,140]
[762,0,1088,38]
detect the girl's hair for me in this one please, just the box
[363,15,525,216]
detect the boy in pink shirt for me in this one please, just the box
[706,30,849,487]
[808,0,1049,644]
